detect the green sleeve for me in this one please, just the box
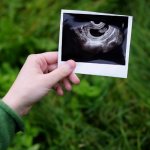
[0,100,24,150]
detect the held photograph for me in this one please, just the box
[58,10,133,78]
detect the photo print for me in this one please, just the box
[58,10,133,78]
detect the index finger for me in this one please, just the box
[41,52,58,64]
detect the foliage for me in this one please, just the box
[0,0,150,149]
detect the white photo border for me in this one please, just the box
[58,9,133,78]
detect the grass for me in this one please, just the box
[0,0,149,149]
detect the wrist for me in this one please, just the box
[2,93,31,116]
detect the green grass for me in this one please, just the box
[0,0,150,149]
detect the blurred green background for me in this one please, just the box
[0,0,150,150]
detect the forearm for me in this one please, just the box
[0,100,24,150]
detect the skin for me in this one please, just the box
[2,52,80,116]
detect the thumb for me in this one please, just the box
[44,60,76,88]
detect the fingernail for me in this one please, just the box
[66,60,76,69]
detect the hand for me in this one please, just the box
[2,52,80,116]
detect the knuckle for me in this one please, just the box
[27,54,37,61]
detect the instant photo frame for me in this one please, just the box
[58,10,133,78]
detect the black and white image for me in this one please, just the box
[58,10,133,78]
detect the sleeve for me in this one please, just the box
[0,100,24,150]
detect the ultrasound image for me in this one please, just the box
[61,13,128,65]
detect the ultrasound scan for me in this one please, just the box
[61,13,129,65]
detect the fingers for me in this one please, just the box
[53,79,73,96]
[44,60,76,88]
[53,75,79,95]
[54,84,64,96]
[47,63,80,89]
[48,64,57,72]
[41,52,58,65]
[69,73,80,84]
[63,78,72,91]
